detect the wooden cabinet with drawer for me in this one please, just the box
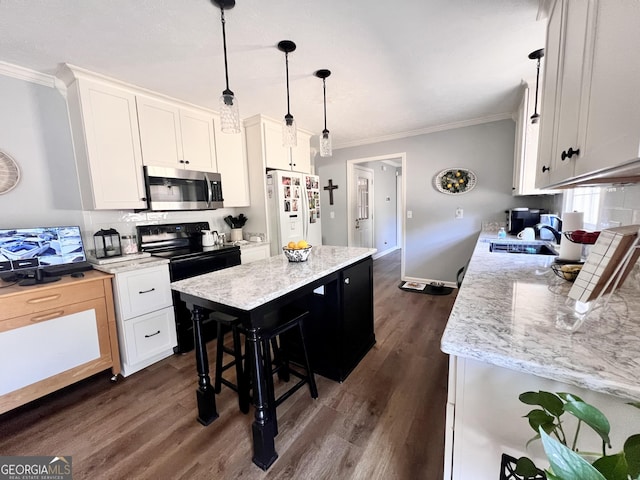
[0,271,121,415]
[110,264,176,377]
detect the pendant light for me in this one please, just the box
[278,40,297,147]
[212,0,240,133]
[528,48,544,124]
[315,69,332,157]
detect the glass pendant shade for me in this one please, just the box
[315,69,332,157]
[320,129,332,157]
[219,89,240,133]
[282,113,297,147]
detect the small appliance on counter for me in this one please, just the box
[507,208,544,235]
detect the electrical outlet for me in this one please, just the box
[407,210,413,219]
[455,208,463,219]
[330,211,335,219]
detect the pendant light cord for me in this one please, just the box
[322,78,328,132]
[220,7,231,93]
[285,51,292,117]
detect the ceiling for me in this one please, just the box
[0,0,546,150]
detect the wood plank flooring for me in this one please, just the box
[0,250,456,479]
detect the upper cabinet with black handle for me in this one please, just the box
[536,0,640,189]
[136,95,218,173]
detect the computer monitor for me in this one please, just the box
[0,226,88,286]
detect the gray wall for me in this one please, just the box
[0,74,84,227]
[316,119,557,283]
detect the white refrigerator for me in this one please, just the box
[266,170,322,257]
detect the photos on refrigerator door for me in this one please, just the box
[304,175,321,223]
[282,175,299,212]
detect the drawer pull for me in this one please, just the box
[31,310,65,323]
[139,288,156,295]
[145,330,161,338]
[27,294,62,304]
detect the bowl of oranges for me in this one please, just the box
[283,240,312,262]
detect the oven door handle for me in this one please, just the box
[204,173,213,207]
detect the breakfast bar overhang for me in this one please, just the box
[171,246,377,470]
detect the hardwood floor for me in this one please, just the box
[0,250,456,479]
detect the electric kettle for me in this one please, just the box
[202,230,218,247]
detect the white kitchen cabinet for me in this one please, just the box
[536,1,640,188]
[212,112,250,207]
[240,244,270,264]
[245,114,312,173]
[576,0,640,177]
[536,0,594,188]
[513,85,545,195]
[137,95,218,173]
[445,356,640,480]
[111,263,176,377]
[59,66,147,210]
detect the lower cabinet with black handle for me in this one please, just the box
[105,262,177,377]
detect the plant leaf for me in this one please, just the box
[515,456,540,477]
[592,454,628,480]
[625,434,640,478]
[540,428,607,480]
[558,392,585,403]
[520,391,565,417]
[563,401,611,447]
[526,409,557,434]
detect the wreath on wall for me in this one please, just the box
[434,168,477,195]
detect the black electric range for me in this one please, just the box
[137,222,241,353]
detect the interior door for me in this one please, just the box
[350,166,374,248]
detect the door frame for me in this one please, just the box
[346,153,406,276]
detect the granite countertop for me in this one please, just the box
[171,245,376,311]
[91,256,169,274]
[441,233,640,401]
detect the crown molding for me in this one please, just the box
[0,61,56,88]
[334,112,513,150]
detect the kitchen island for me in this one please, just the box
[171,245,376,470]
[440,234,640,479]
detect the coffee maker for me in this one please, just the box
[507,208,543,234]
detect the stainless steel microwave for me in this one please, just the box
[143,166,224,211]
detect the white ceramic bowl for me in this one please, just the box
[282,245,312,262]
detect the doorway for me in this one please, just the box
[350,165,374,248]
[346,153,406,273]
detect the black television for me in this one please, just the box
[0,226,90,286]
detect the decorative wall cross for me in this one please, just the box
[323,179,339,205]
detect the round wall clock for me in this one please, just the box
[434,168,477,195]
[0,151,21,195]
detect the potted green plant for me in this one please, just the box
[511,390,640,480]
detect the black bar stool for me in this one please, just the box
[258,308,318,436]
[211,311,250,414]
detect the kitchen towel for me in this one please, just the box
[559,211,584,261]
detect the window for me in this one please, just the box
[563,187,602,230]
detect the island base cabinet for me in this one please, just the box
[444,356,640,479]
[283,257,375,382]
